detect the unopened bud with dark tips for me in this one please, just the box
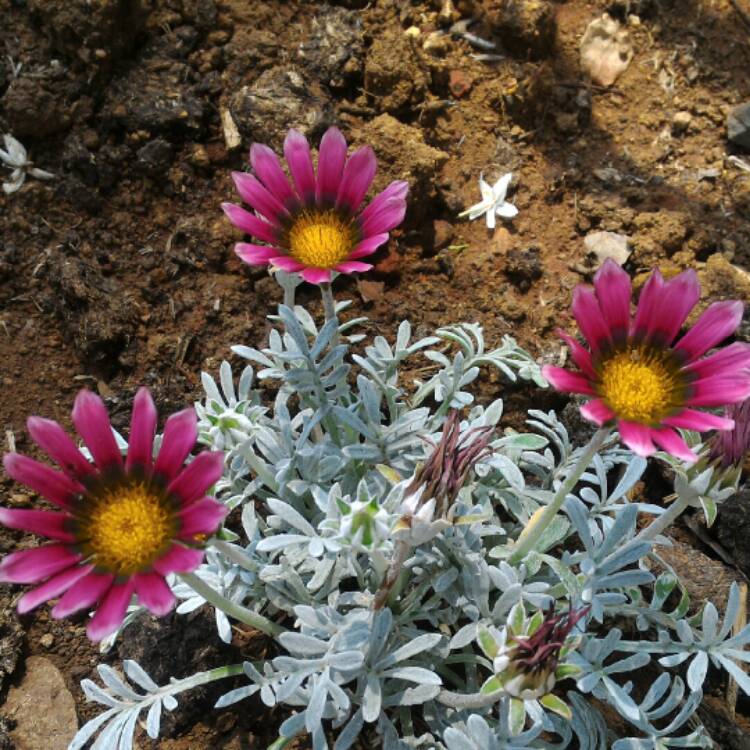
[710,398,750,470]
[479,604,589,701]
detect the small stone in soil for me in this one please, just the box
[4,656,78,750]
[584,231,631,267]
[727,102,750,150]
[40,634,54,649]
[671,110,692,135]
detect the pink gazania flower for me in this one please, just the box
[222,126,408,284]
[0,389,227,641]
[543,259,750,462]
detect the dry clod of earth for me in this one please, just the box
[229,67,332,149]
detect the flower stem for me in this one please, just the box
[319,281,339,347]
[636,492,691,542]
[179,572,286,638]
[509,426,611,565]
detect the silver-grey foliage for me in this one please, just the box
[71,295,747,750]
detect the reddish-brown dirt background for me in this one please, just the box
[2,0,750,747]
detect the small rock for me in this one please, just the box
[484,0,556,58]
[584,231,631,266]
[671,110,692,135]
[580,14,634,87]
[4,656,78,750]
[504,246,542,292]
[727,102,750,150]
[449,70,473,98]
[433,220,454,251]
[423,31,450,56]
[39,634,54,649]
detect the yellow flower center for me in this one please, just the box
[288,210,358,269]
[76,480,177,576]
[598,347,684,425]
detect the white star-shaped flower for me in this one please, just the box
[460,172,518,229]
[0,133,55,195]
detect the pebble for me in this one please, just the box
[584,231,631,266]
[39,634,54,649]
[449,70,472,98]
[727,102,750,150]
[4,656,77,750]
[671,111,692,135]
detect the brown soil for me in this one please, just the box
[1,0,750,747]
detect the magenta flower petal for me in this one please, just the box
[360,198,406,236]
[87,581,135,641]
[684,342,750,379]
[3,453,83,509]
[153,545,204,576]
[232,172,288,224]
[349,233,390,259]
[631,269,665,340]
[134,572,176,616]
[224,128,407,283]
[250,143,296,207]
[72,390,122,470]
[125,387,157,471]
[0,508,75,542]
[336,145,377,213]
[153,408,198,480]
[618,421,656,457]
[316,126,348,204]
[557,330,595,379]
[593,259,631,341]
[689,376,750,407]
[284,129,316,201]
[580,399,616,426]
[675,301,744,362]
[235,243,279,266]
[300,267,331,284]
[663,408,735,432]
[0,545,80,584]
[178,498,228,538]
[168,452,224,505]
[222,203,279,244]
[269,255,305,273]
[27,416,94,480]
[651,427,698,463]
[541,366,595,395]
[572,286,611,353]
[647,270,700,345]
[335,261,373,274]
[358,181,409,226]
[52,571,114,618]
[17,564,93,615]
